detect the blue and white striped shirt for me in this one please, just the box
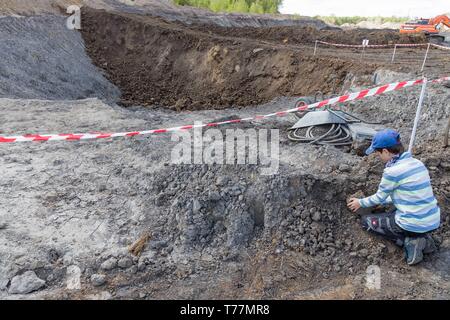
[359,152,440,233]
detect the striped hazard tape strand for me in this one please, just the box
[431,43,450,51]
[316,40,430,49]
[1,76,449,143]
[317,40,450,50]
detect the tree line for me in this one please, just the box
[173,0,283,14]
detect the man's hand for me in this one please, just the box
[347,198,361,213]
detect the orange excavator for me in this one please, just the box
[400,14,450,43]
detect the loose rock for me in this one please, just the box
[8,271,45,294]
[100,258,118,271]
[91,274,107,287]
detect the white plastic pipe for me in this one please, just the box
[420,43,431,72]
[313,40,318,56]
[391,44,397,63]
[408,78,428,153]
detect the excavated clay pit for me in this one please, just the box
[80,7,383,109]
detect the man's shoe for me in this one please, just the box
[404,237,427,265]
[423,234,437,254]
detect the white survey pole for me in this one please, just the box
[408,78,428,153]
[360,39,369,61]
[420,43,431,72]
[313,40,318,56]
[391,44,397,63]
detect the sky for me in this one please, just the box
[279,0,450,18]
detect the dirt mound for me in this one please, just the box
[0,15,120,101]
[80,7,380,109]
[0,0,84,15]
[0,0,177,16]
[0,0,328,29]
[192,24,427,46]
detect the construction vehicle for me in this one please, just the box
[400,14,450,43]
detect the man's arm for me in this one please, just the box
[359,172,397,208]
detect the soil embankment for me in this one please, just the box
[81,7,382,109]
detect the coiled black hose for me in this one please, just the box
[288,123,353,146]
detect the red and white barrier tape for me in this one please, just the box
[395,43,431,48]
[316,40,429,49]
[1,76,449,143]
[317,40,450,50]
[431,43,450,51]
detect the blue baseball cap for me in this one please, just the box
[365,129,401,155]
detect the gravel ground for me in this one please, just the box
[0,15,119,102]
[0,87,449,299]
